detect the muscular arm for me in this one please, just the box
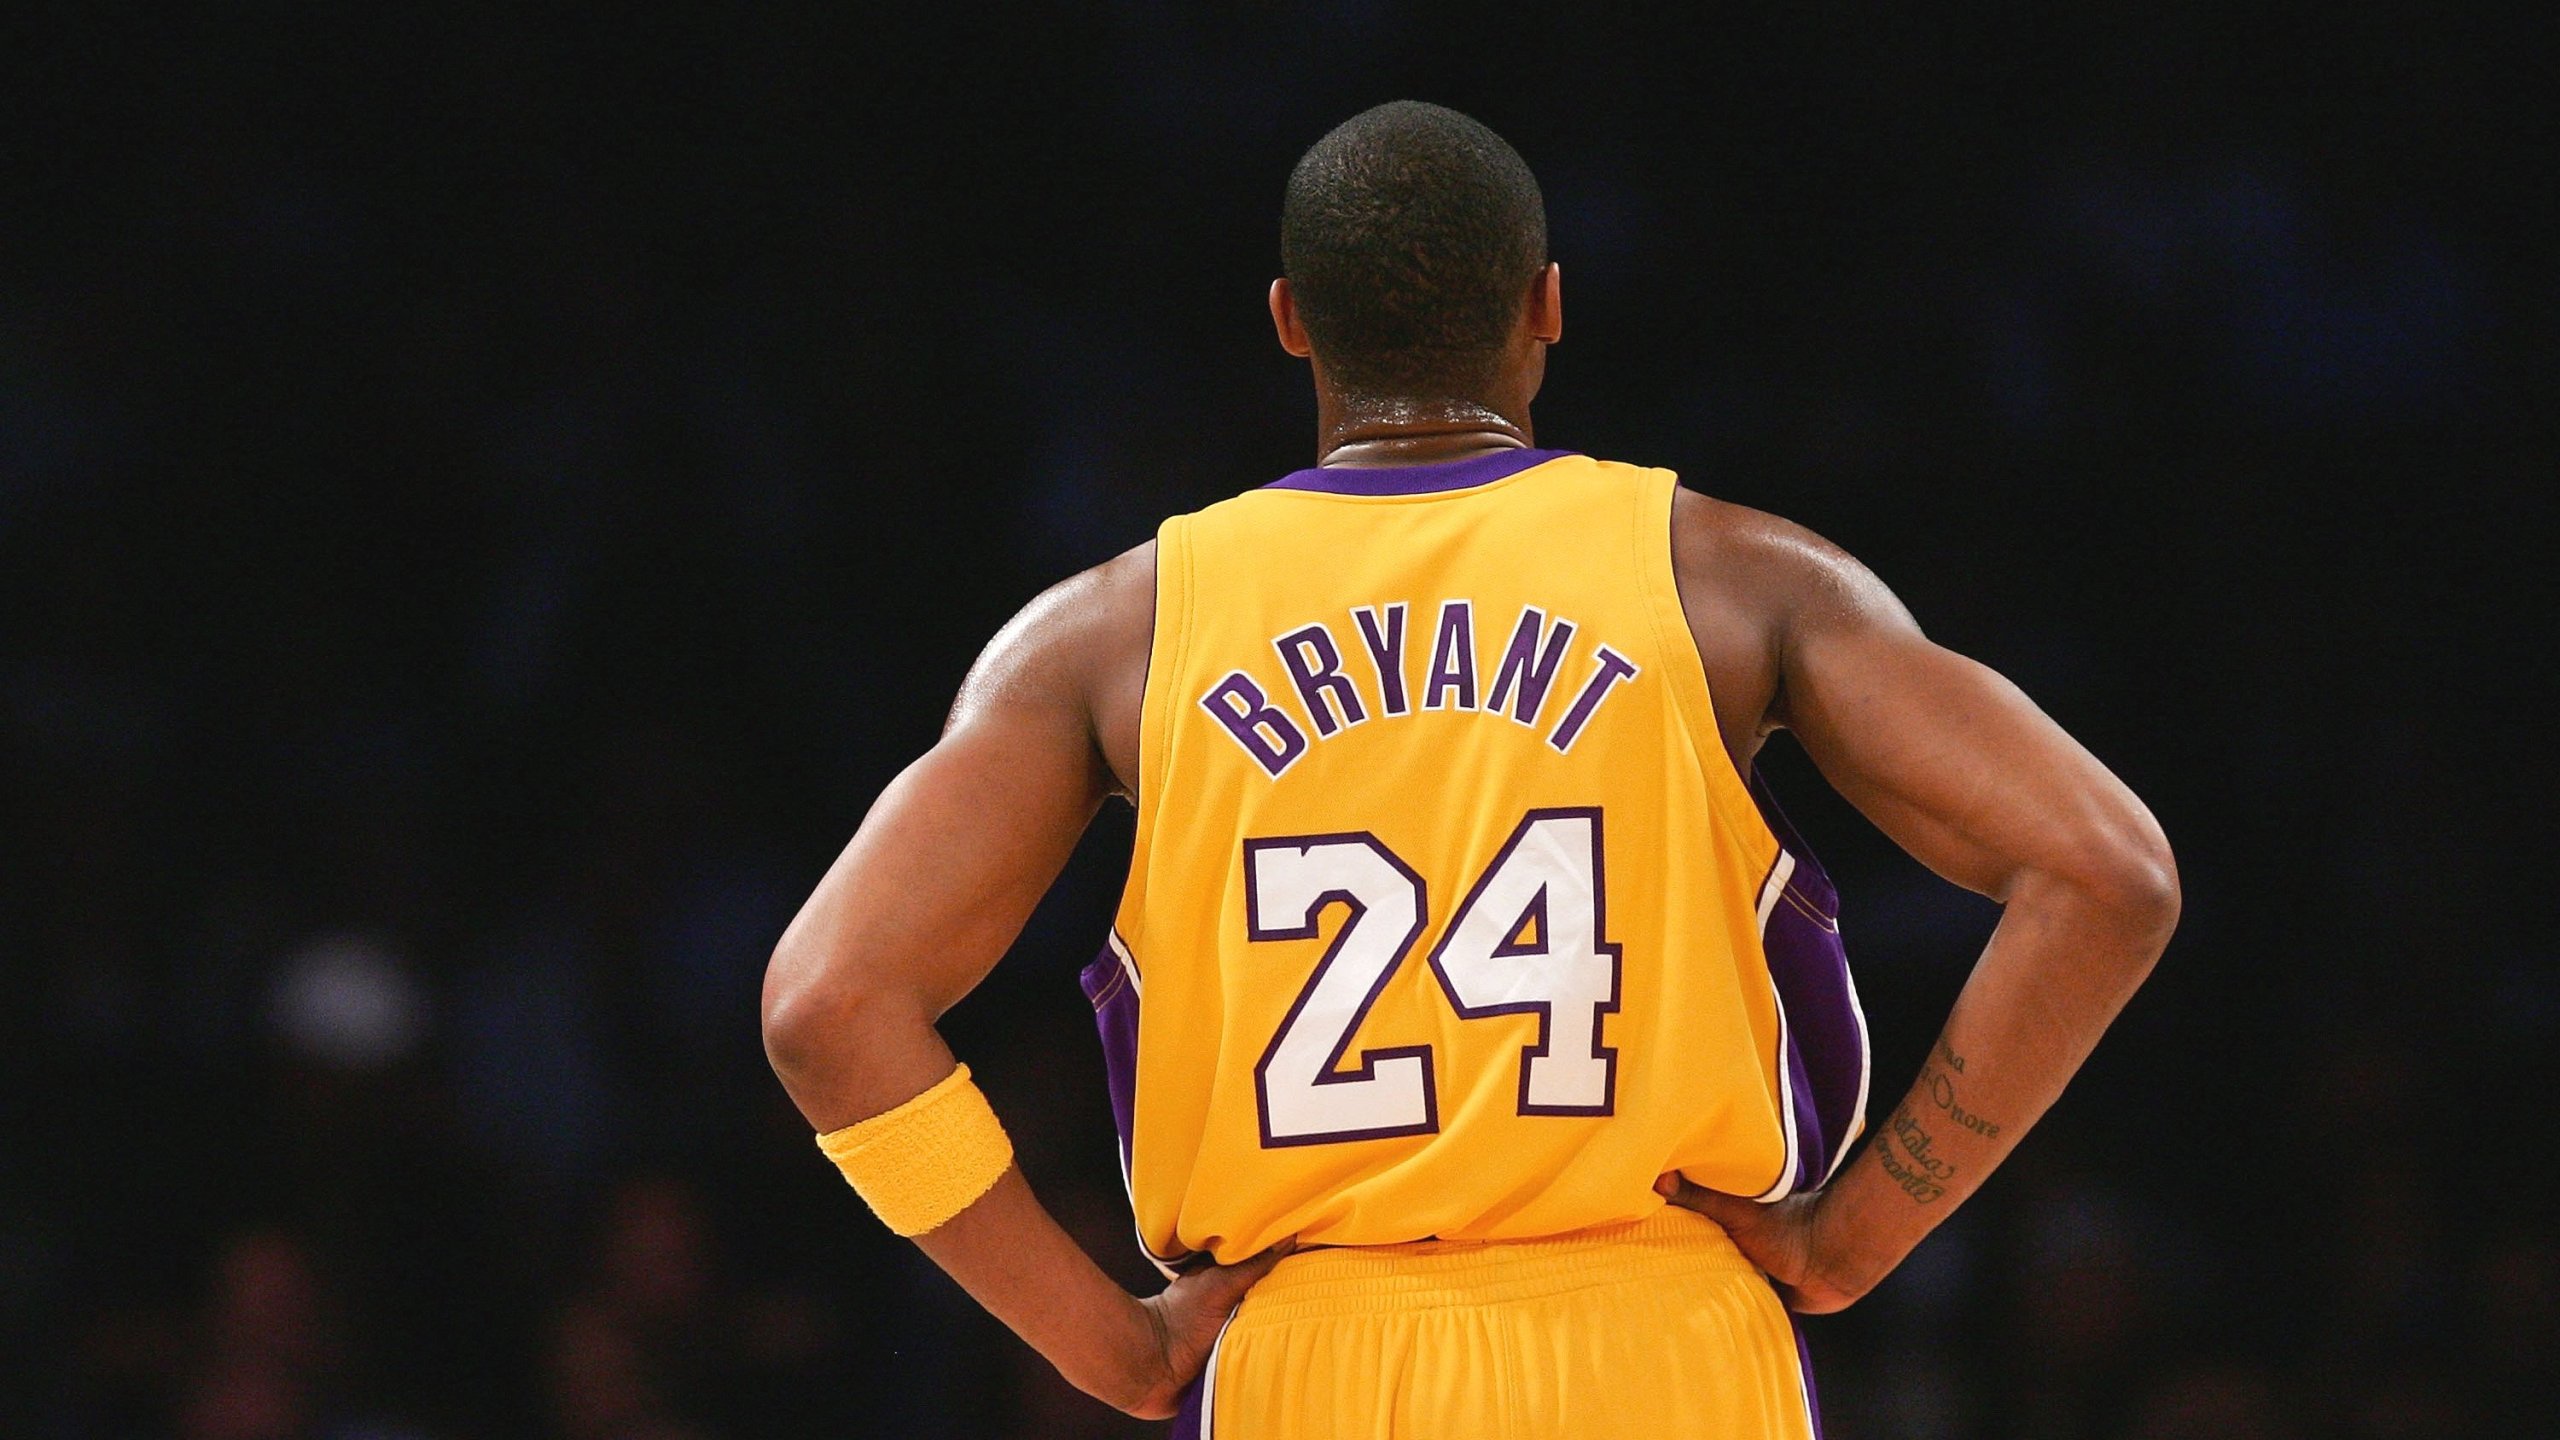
[759,542,1277,1416]
[1666,491,2180,1310]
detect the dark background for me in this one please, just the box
[3,5,2551,1437]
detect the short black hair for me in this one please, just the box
[1281,101,1548,397]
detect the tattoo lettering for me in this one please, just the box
[1924,1070,2003,1139]
[1872,1053,2010,1206]
[1874,1105,1950,1203]
[1886,1109,1956,1179]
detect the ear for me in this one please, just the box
[1527,262,1562,345]
[1270,278,1313,358]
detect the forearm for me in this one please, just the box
[914,1168,1160,1406]
[1814,866,2174,1293]
[768,1005,1157,1410]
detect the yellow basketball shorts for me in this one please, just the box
[1190,1207,1820,1440]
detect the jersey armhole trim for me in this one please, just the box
[1636,469,1803,1202]
[1123,515,1193,964]
[1633,470,1782,856]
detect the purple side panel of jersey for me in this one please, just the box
[1792,1313,1829,1438]
[1088,941,1214,1435]
[1079,943,1142,1179]
[1082,940,1207,1282]
[1749,771,1868,1191]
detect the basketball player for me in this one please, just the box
[762,101,2177,1436]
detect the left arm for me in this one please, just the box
[1661,500,2179,1311]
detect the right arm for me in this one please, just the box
[761,545,1281,1415]
[1663,495,2180,1311]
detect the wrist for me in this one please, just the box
[1812,1162,1934,1299]
[813,1063,1013,1238]
[1069,1290,1167,1413]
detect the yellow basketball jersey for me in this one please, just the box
[1080,450,1869,1270]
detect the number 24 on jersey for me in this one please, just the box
[1244,807,1623,1148]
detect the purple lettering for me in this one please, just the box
[1423,600,1478,711]
[1201,672,1309,776]
[1351,604,1410,716]
[1544,646,1640,753]
[1274,623,1367,737]
[1483,606,1578,727]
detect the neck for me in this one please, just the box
[1315,391,1533,468]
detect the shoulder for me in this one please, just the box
[1668,486,1919,652]
[1668,488,1895,621]
[1661,482,1922,744]
[952,540,1156,724]
[1049,538,1159,631]
[949,539,1157,797]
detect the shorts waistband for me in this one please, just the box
[1236,1206,1761,1325]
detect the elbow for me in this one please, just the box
[2072,816,2182,952]
[2107,844,2182,950]
[760,935,876,1085]
[2028,804,2181,959]
[759,948,825,1084]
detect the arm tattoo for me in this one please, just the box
[1875,1103,1953,1203]
[1871,1057,2010,1204]
[1923,1070,2003,1138]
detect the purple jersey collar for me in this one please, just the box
[1264,447,1575,497]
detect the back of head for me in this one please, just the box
[1282,101,1548,399]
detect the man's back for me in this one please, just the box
[1094,448,1868,1273]
[761,100,2174,1437]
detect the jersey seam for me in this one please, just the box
[1637,470,1779,847]
[1636,467,1800,1205]
[1635,470,1720,787]
[1150,520,1195,952]
[1126,516,1193,964]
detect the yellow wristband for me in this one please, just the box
[815,1064,1013,1237]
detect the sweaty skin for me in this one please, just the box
[760,263,2179,1415]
